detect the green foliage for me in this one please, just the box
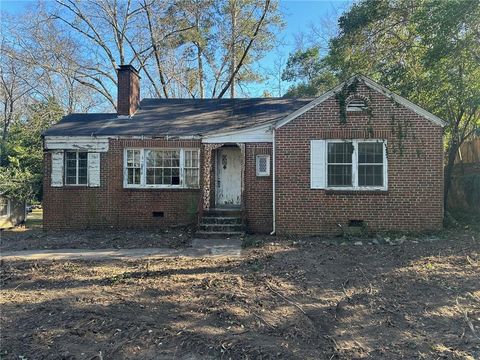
[0,97,63,201]
[334,76,360,124]
[282,47,323,83]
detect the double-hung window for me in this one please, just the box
[311,139,387,190]
[124,148,200,188]
[65,151,88,185]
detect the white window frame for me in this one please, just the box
[256,154,270,177]
[326,139,388,191]
[123,148,200,189]
[64,151,88,186]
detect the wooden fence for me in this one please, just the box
[455,138,480,164]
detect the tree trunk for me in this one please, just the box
[230,0,236,98]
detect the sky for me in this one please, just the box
[0,0,352,98]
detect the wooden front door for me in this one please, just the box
[216,147,241,207]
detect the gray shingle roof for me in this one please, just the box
[43,98,313,137]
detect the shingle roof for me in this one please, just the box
[43,98,313,137]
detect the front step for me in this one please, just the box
[196,208,245,238]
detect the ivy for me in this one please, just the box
[335,76,360,124]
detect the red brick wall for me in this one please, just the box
[43,139,202,231]
[275,82,444,235]
[244,143,273,233]
[117,66,140,116]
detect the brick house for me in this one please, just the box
[43,65,445,235]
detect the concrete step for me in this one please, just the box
[203,208,243,218]
[201,216,243,225]
[195,231,245,239]
[198,223,245,232]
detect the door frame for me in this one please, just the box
[215,145,242,208]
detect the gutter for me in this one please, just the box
[270,127,276,235]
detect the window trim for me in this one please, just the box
[64,151,88,186]
[123,148,200,189]
[256,154,271,177]
[325,139,388,191]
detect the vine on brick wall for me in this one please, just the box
[335,76,360,124]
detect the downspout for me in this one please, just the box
[270,127,276,235]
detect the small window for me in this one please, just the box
[65,151,88,185]
[346,98,368,112]
[256,155,270,177]
[0,198,9,217]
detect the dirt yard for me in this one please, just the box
[0,210,194,251]
[1,225,479,359]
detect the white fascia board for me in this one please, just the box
[44,136,110,152]
[202,123,273,143]
[275,75,447,129]
[44,134,202,151]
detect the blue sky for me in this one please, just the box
[0,0,351,97]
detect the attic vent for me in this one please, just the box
[346,98,368,112]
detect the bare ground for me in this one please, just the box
[0,228,194,252]
[1,227,479,359]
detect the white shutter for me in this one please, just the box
[88,152,101,187]
[310,140,326,189]
[51,151,64,187]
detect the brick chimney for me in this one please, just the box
[117,65,140,116]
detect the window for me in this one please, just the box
[184,149,200,187]
[0,198,9,217]
[65,151,88,185]
[124,148,200,188]
[358,142,384,186]
[256,155,270,176]
[312,140,387,190]
[146,149,180,185]
[327,142,353,186]
[326,140,386,189]
[126,149,141,185]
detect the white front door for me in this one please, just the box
[216,147,241,206]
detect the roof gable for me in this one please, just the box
[275,75,447,129]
